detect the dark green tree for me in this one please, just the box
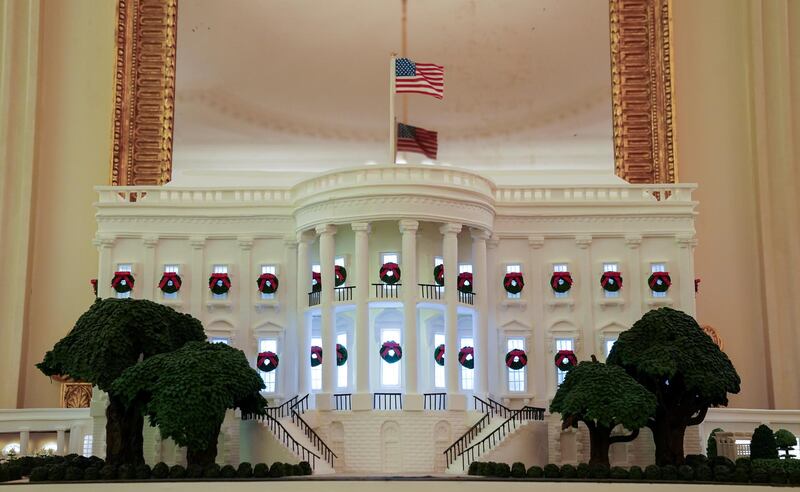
[750,424,778,459]
[774,429,797,459]
[707,428,723,457]
[606,307,741,466]
[37,298,205,465]
[550,357,657,467]
[110,341,267,467]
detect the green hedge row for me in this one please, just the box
[0,454,312,482]
[468,456,800,485]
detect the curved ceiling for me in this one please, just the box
[173,0,615,184]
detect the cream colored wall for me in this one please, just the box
[673,0,800,409]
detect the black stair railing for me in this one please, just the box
[260,413,319,470]
[291,394,310,414]
[265,395,299,419]
[473,395,493,414]
[290,409,337,467]
[372,283,401,299]
[456,405,546,470]
[458,291,475,305]
[333,393,352,411]
[373,392,403,410]
[487,397,513,418]
[443,412,491,466]
[419,283,443,301]
[308,291,320,307]
[335,286,355,302]
[424,392,447,411]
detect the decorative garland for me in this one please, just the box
[209,273,231,295]
[380,341,402,364]
[335,265,347,287]
[336,343,348,366]
[159,272,182,294]
[257,273,279,294]
[434,343,445,366]
[458,346,474,369]
[457,272,473,293]
[111,271,135,293]
[433,264,444,286]
[554,349,578,371]
[550,271,573,293]
[600,271,623,292]
[310,346,323,367]
[505,349,527,370]
[256,351,279,372]
[311,271,321,293]
[379,262,401,284]
[648,272,672,292]
[503,272,524,294]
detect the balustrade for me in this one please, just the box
[373,392,403,410]
[333,393,352,411]
[423,392,447,411]
[335,286,355,302]
[372,283,401,299]
[458,291,475,305]
[419,283,443,301]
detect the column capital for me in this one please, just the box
[315,224,337,236]
[528,235,545,249]
[189,236,207,249]
[439,222,462,235]
[399,219,419,233]
[297,229,315,244]
[625,234,643,249]
[283,235,299,249]
[675,234,698,248]
[237,237,254,250]
[142,235,159,248]
[470,227,491,241]
[487,235,500,249]
[92,235,116,249]
[575,235,592,249]
[351,222,371,233]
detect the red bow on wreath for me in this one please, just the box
[550,271,573,293]
[209,273,231,294]
[434,264,444,286]
[379,262,401,284]
[648,271,672,292]
[111,271,135,293]
[90,278,98,297]
[503,272,524,294]
[159,272,182,293]
[257,272,279,294]
[311,271,321,293]
[334,265,347,287]
[457,272,473,293]
[600,271,623,292]
[554,349,578,371]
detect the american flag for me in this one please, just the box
[397,123,438,160]
[395,58,444,99]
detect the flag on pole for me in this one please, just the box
[395,58,444,99]
[397,123,438,159]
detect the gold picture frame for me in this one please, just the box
[110,0,676,185]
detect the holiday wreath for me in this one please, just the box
[457,272,473,293]
[334,265,347,287]
[554,349,578,371]
[256,351,279,372]
[434,343,445,366]
[600,271,623,292]
[458,346,474,369]
[648,271,671,292]
[379,262,401,284]
[380,341,402,363]
[257,272,279,294]
[310,346,323,367]
[158,272,182,294]
[505,349,527,370]
[433,264,444,286]
[311,271,321,293]
[209,273,231,295]
[503,272,524,294]
[550,271,573,293]
[111,271,135,293]
[336,343,348,366]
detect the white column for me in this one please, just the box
[237,237,254,355]
[282,237,299,397]
[316,224,337,410]
[486,237,501,399]
[575,235,594,358]
[351,222,372,411]
[189,236,206,320]
[68,424,82,455]
[141,236,158,300]
[625,234,644,325]
[56,428,66,455]
[93,236,115,298]
[471,228,490,397]
[19,428,29,456]
[440,223,465,410]
[675,234,698,316]
[528,236,546,405]
[296,232,313,396]
[400,220,422,410]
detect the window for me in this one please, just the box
[507,338,526,392]
[380,328,402,387]
[210,337,229,345]
[163,264,179,299]
[790,438,800,459]
[311,336,322,391]
[458,264,473,274]
[604,338,617,357]
[212,264,228,299]
[506,264,521,299]
[651,263,667,298]
[735,439,751,457]
[337,332,348,388]
[460,336,474,391]
[116,263,133,298]
[82,435,93,457]
[433,333,445,389]
[553,263,569,298]
[603,263,620,298]
[556,338,575,385]
[41,442,57,454]
[2,443,20,457]
[258,338,278,393]
[381,252,399,265]
[312,264,321,273]
[260,264,277,299]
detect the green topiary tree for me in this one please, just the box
[606,308,741,466]
[550,358,656,467]
[707,428,723,457]
[110,341,267,467]
[774,429,797,459]
[750,424,778,459]
[36,299,205,465]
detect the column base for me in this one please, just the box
[447,393,467,411]
[352,392,372,411]
[315,392,333,411]
[404,393,424,411]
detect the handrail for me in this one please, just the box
[423,392,447,411]
[456,405,546,470]
[373,392,403,410]
[419,283,443,301]
[458,291,475,305]
[333,393,352,411]
[291,409,337,467]
[443,411,491,466]
[260,413,319,470]
[487,397,513,418]
[265,395,299,419]
[335,286,355,302]
[372,283,401,299]
[290,394,310,414]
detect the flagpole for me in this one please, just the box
[389,53,397,164]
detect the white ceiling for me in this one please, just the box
[172,0,616,185]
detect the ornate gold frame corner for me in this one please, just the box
[111,0,677,185]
